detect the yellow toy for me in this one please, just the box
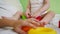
[28,27,57,34]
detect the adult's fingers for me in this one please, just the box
[28,23,37,28]
[22,20,37,28]
[27,18,40,26]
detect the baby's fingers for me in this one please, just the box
[27,19,40,26]
[28,23,37,28]
[23,21,37,28]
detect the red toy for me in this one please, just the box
[36,16,43,21]
[22,26,31,32]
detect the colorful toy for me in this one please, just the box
[28,27,57,34]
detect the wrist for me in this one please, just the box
[13,20,23,28]
[0,19,17,27]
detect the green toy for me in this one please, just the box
[21,14,27,20]
[19,0,29,20]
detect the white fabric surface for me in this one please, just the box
[0,0,23,18]
[0,28,17,34]
[50,14,60,27]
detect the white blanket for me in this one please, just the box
[0,28,17,34]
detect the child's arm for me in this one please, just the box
[33,0,50,17]
[0,18,27,34]
[39,11,55,25]
[38,0,50,13]
[0,18,17,27]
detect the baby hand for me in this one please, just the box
[25,8,31,18]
